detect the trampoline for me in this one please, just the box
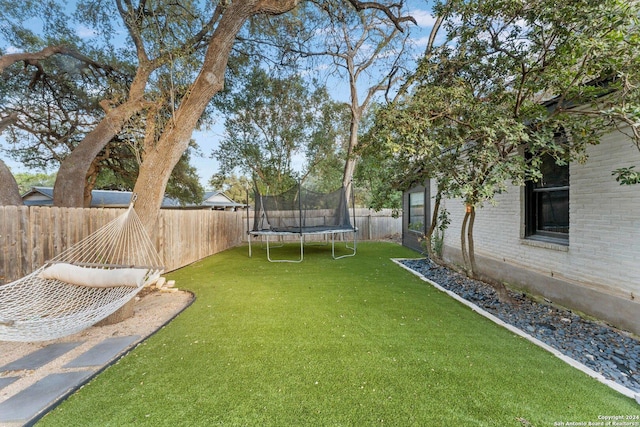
[248,184,358,262]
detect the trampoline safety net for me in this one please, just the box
[253,185,353,233]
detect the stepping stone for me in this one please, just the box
[0,376,20,390]
[64,335,140,368]
[0,371,93,424]
[0,342,83,372]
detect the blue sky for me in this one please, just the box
[1,1,437,188]
[192,1,438,186]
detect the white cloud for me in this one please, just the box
[75,24,97,39]
[409,8,438,29]
[409,35,428,49]
[406,6,447,50]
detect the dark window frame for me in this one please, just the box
[525,152,570,245]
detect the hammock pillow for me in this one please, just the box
[39,263,148,288]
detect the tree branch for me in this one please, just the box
[346,0,416,31]
[0,113,19,133]
[254,0,299,16]
[0,45,115,74]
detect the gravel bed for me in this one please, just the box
[400,258,640,394]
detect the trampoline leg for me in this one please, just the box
[265,234,303,263]
[331,230,357,260]
[346,230,357,251]
[248,233,252,258]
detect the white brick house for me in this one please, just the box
[413,126,640,335]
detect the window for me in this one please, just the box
[525,153,569,244]
[408,191,425,233]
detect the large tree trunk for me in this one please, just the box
[467,205,477,276]
[0,160,23,206]
[53,108,135,207]
[342,114,360,203]
[133,1,299,233]
[52,75,150,207]
[133,7,249,232]
[460,209,471,276]
[462,204,514,303]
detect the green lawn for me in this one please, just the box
[39,242,639,426]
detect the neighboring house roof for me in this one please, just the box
[21,187,55,206]
[201,191,247,210]
[21,187,247,210]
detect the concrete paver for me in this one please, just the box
[0,335,141,426]
[64,335,140,368]
[0,371,94,425]
[0,342,83,372]
[0,377,19,390]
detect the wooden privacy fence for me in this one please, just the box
[0,206,244,285]
[0,206,400,285]
[352,209,401,241]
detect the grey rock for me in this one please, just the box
[401,258,640,393]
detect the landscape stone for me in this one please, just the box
[401,258,640,393]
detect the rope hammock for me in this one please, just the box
[0,197,164,342]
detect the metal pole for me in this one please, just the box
[298,180,303,235]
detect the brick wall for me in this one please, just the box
[436,126,640,305]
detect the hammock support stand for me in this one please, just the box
[247,184,358,263]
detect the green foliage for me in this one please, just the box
[0,1,77,47]
[1,33,118,172]
[366,0,640,276]
[302,99,351,193]
[437,207,450,234]
[94,142,204,206]
[37,244,640,426]
[353,147,403,211]
[208,173,252,204]
[13,171,56,194]
[367,81,534,211]
[213,66,345,194]
[430,207,450,258]
[0,0,132,168]
[355,108,404,211]
[370,0,640,204]
[430,229,444,258]
[613,166,640,185]
[2,0,218,209]
[164,148,205,206]
[252,1,414,198]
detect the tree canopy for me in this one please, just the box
[4,0,636,243]
[1,0,415,223]
[213,66,346,194]
[0,0,210,207]
[365,0,640,279]
[285,1,416,200]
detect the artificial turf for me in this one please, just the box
[39,242,639,426]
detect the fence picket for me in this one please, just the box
[0,207,400,285]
